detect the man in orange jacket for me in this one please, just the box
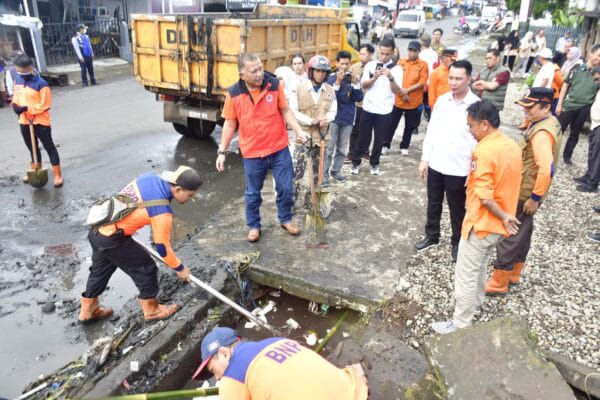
[428,48,457,110]
[11,55,63,187]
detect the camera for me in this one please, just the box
[376,62,383,71]
[343,71,352,82]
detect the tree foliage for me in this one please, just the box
[505,0,572,23]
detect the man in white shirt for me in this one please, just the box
[416,60,481,262]
[532,48,554,89]
[419,33,439,121]
[289,55,337,207]
[351,38,403,176]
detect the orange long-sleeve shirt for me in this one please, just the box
[529,130,555,200]
[394,57,428,109]
[98,174,182,269]
[551,64,564,100]
[428,64,450,109]
[12,73,52,126]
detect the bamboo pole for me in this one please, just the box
[102,387,219,400]
[315,309,350,354]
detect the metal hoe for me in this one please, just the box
[132,236,277,335]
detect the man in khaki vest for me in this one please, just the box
[486,88,562,294]
[289,55,337,207]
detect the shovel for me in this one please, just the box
[131,236,278,336]
[316,127,332,219]
[27,122,48,188]
[305,137,324,237]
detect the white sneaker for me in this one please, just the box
[370,166,379,175]
[430,320,459,335]
[381,147,389,156]
[351,166,359,175]
[400,149,409,156]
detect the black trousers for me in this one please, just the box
[349,106,367,157]
[525,56,535,74]
[585,126,600,185]
[19,124,60,166]
[352,109,390,167]
[503,55,516,71]
[425,167,467,245]
[84,229,159,299]
[559,104,592,160]
[384,106,421,150]
[493,200,535,270]
[79,55,96,84]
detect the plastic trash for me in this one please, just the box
[130,360,139,372]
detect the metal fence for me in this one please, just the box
[42,19,121,65]
[522,24,584,52]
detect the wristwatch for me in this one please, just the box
[217,149,226,156]
[388,77,395,82]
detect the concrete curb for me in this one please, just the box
[80,268,228,397]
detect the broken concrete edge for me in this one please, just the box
[545,351,600,399]
[401,334,448,400]
[248,265,374,314]
[80,268,229,397]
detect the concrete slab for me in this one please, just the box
[195,145,428,312]
[423,317,576,400]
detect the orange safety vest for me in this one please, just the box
[228,74,288,158]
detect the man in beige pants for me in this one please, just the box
[431,100,522,334]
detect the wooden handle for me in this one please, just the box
[316,140,325,189]
[29,123,40,166]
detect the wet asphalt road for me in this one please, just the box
[0,77,245,396]
[0,16,463,396]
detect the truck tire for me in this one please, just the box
[187,119,216,139]
[172,120,216,139]
[172,122,189,136]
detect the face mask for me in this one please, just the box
[18,71,35,80]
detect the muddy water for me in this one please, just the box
[181,291,359,389]
[0,130,245,396]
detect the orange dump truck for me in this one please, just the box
[130,4,361,138]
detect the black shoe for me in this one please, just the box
[564,157,573,166]
[451,243,459,263]
[415,236,439,251]
[576,183,598,193]
[588,232,600,242]
[91,81,98,85]
[573,175,590,184]
[594,205,600,213]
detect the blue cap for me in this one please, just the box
[192,327,239,380]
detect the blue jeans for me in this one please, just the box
[324,122,353,178]
[243,147,294,229]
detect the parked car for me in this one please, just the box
[393,10,426,38]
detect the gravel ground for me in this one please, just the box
[397,82,600,370]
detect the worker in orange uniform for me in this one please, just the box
[79,166,201,323]
[11,55,63,187]
[192,326,368,400]
[551,55,564,114]
[428,48,457,110]
[486,88,562,294]
[383,40,428,156]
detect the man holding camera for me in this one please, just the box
[351,38,403,176]
[323,51,364,185]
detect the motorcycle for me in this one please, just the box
[453,24,470,35]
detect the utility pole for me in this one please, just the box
[518,0,534,32]
[22,0,47,72]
